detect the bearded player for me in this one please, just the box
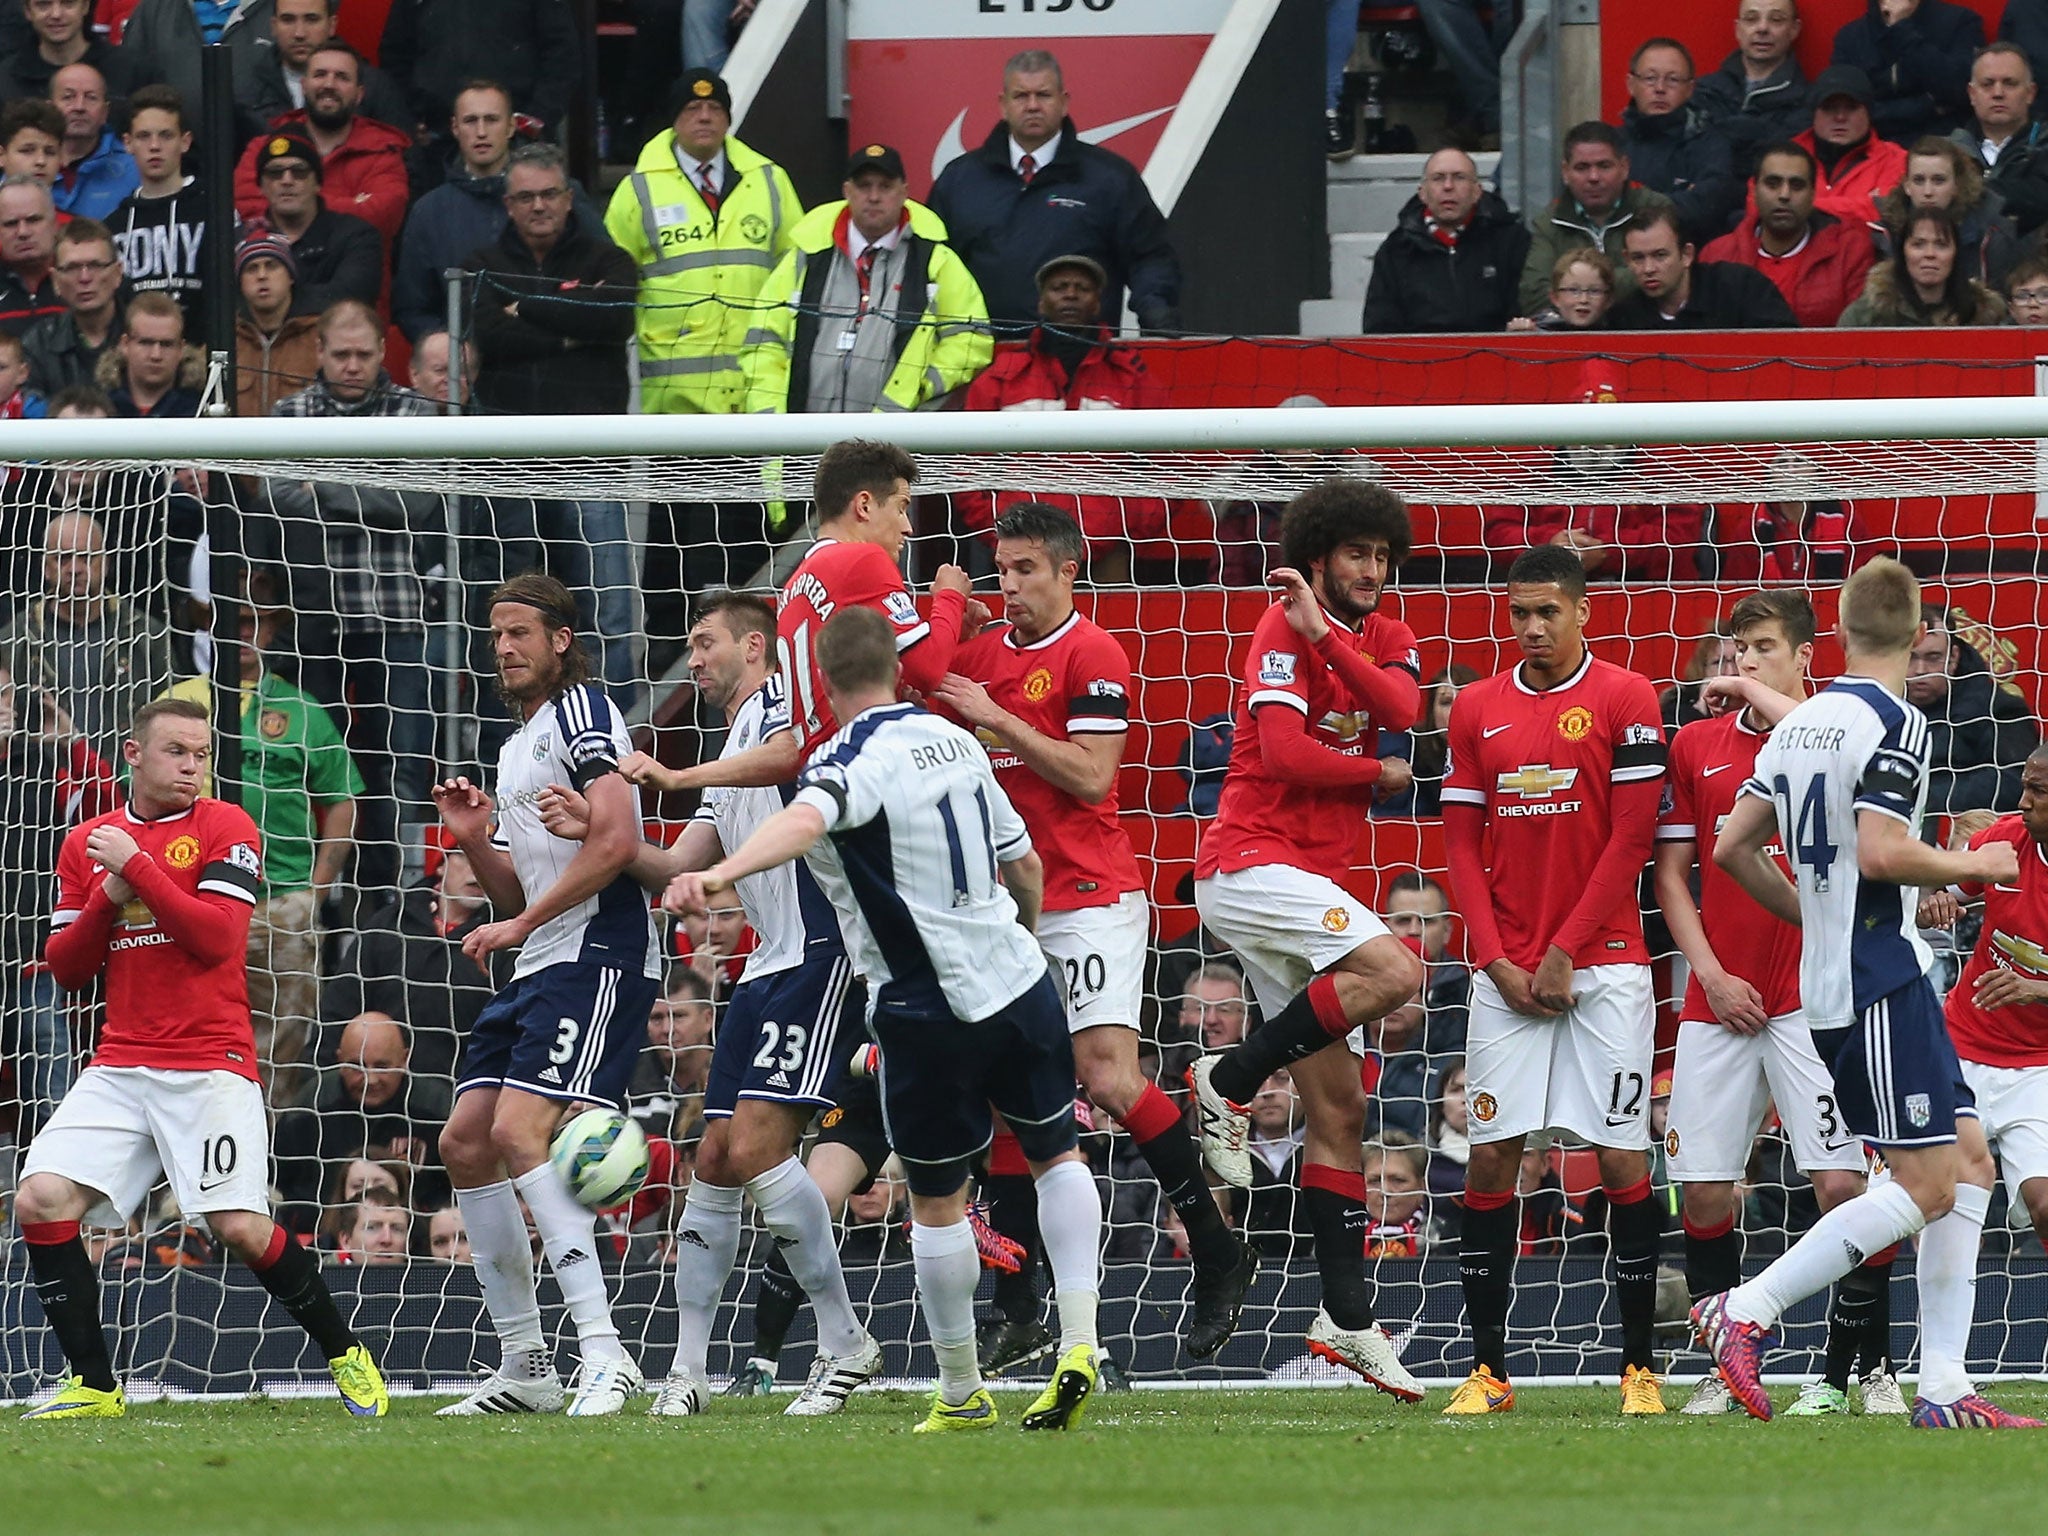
[1439,546,1669,1417]
[1656,590,1898,1418]
[933,502,1259,1362]
[541,592,882,1417]
[1184,479,1428,1400]
[1699,557,2037,1428]
[432,574,662,1417]
[17,698,387,1420]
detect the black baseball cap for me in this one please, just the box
[845,143,906,181]
[1810,65,1874,110]
[669,69,732,117]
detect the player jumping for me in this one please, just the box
[1439,547,1670,1416]
[1654,590,1899,1417]
[432,574,662,1417]
[934,502,1258,1362]
[1185,480,1429,1401]
[668,607,1105,1433]
[1699,557,2039,1428]
[18,698,387,1420]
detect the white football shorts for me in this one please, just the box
[1666,1011,1869,1182]
[1466,963,1655,1150]
[22,1065,271,1226]
[1037,889,1148,1033]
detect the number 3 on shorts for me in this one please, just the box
[550,1016,581,1065]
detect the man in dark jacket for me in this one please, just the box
[1908,605,2041,815]
[466,141,638,692]
[22,215,122,396]
[1695,0,1811,162]
[378,0,580,140]
[1830,0,1983,144]
[252,129,383,311]
[1618,39,1743,242]
[238,0,411,148]
[0,0,128,102]
[322,850,499,1087]
[928,47,1180,336]
[1363,148,1528,333]
[1609,204,1798,327]
[1950,41,2048,239]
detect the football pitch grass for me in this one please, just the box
[5,1383,2046,1534]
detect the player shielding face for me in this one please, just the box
[1948,747,2048,1254]
[933,504,1256,1366]
[1439,545,1670,1417]
[1655,591,1895,1419]
[433,573,662,1418]
[1183,480,1430,1402]
[1698,557,2038,1428]
[18,700,387,1420]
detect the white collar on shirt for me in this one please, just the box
[1010,131,1061,172]
[677,145,727,189]
[847,219,905,261]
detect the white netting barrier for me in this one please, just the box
[2,403,2045,1400]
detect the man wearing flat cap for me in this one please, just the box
[604,68,802,418]
[742,142,991,415]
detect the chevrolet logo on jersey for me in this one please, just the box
[1318,709,1368,744]
[1497,764,1579,797]
[1992,929,2048,975]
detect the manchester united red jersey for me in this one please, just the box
[950,610,1143,911]
[51,798,263,1079]
[778,537,929,761]
[1441,652,1666,970]
[1658,709,1803,1020]
[1948,816,2048,1068]
[1196,601,1422,886]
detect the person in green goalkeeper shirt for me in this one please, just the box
[166,569,361,1106]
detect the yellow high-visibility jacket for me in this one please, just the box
[605,130,802,415]
[741,198,992,414]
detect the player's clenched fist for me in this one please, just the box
[617,750,681,790]
[537,783,591,839]
[1970,839,2022,887]
[84,823,140,876]
[662,869,729,917]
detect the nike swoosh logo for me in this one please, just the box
[1604,1114,1637,1127]
[1483,724,1514,738]
[1995,885,2024,893]
[1702,764,1732,777]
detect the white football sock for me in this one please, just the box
[668,1180,743,1383]
[454,1180,545,1362]
[911,1218,982,1403]
[748,1157,864,1358]
[1914,1182,1990,1404]
[1728,1179,1926,1329]
[1033,1158,1103,1354]
[513,1164,624,1365]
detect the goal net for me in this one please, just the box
[3,400,2046,1401]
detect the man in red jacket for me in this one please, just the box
[231,41,410,251]
[960,254,1208,582]
[1704,140,1876,325]
[1782,66,1905,226]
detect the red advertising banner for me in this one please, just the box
[846,0,1232,198]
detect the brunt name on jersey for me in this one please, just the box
[1495,764,1582,817]
[1992,929,2048,975]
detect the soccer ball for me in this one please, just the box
[548,1108,651,1208]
